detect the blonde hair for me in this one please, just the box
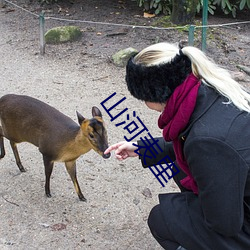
[134,42,250,113]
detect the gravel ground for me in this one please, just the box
[0,1,249,249]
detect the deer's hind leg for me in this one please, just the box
[0,126,5,159]
[65,161,86,202]
[10,141,26,172]
[43,155,54,198]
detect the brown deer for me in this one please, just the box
[0,94,111,201]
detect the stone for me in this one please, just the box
[231,71,247,82]
[0,0,6,8]
[141,187,152,198]
[112,47,138,67]
[45,26,82,44]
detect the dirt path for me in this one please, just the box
[0,1,249,249]
[0,3,177,250]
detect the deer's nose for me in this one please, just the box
[103,152,111,159]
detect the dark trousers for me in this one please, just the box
[148,166,188,250]
[148,204,180,249]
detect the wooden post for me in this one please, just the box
[39,11,45,55]
[188,25,195,46]
[202,0,208,51]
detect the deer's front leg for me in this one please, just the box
[65,160,86,202]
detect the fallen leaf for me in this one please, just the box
[142,187,152,198]
[143,12,155,18]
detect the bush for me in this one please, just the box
[135,0,250,18]
[134,0,172,15]
[212,0,250,17]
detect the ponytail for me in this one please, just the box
[182,46,250,112]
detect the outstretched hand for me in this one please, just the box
[104,141,139,160]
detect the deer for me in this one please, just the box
[0,94,111,202]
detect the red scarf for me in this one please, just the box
[158,73,200,194]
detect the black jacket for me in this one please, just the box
[138,84,250,249]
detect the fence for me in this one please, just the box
[2,0,250,55]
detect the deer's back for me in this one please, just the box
[0,94,79,147]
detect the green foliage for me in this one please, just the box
[135,0,172,15]
[134,0,250,18]
[213,0,237,17]
[197,0,216,15]
[239,0,250,9]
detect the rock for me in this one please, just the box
[0,0,5,8]
[112,47,138,67]
[45,26,82,44]
[133,197,140,205]
[39,223,50,228]
[142,187,152,198]
[231,71,247,82]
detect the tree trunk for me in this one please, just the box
[171,0,198,25]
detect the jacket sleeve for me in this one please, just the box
[137,137,176,168]
[185,136,248,237]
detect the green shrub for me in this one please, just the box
[213,0,250,17]
[135,0,172,15]
[135,0,250,18]
[196,0,216,15]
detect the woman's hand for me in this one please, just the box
[104,141,139,160]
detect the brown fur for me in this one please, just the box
[0,94,110,201]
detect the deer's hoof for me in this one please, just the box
[79,196,87,202]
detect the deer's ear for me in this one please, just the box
[76,111,85,125]
[92,106,102,118]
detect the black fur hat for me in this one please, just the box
[125,52,192,103]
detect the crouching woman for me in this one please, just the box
[105,42,250,250]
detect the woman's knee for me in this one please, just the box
[148,204,179,249]
[148,204,161,233]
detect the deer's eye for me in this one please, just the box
[89,133,94,139]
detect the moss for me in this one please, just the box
[45,26,82,44]
[152,16,197,32]
[152,16,172,27]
